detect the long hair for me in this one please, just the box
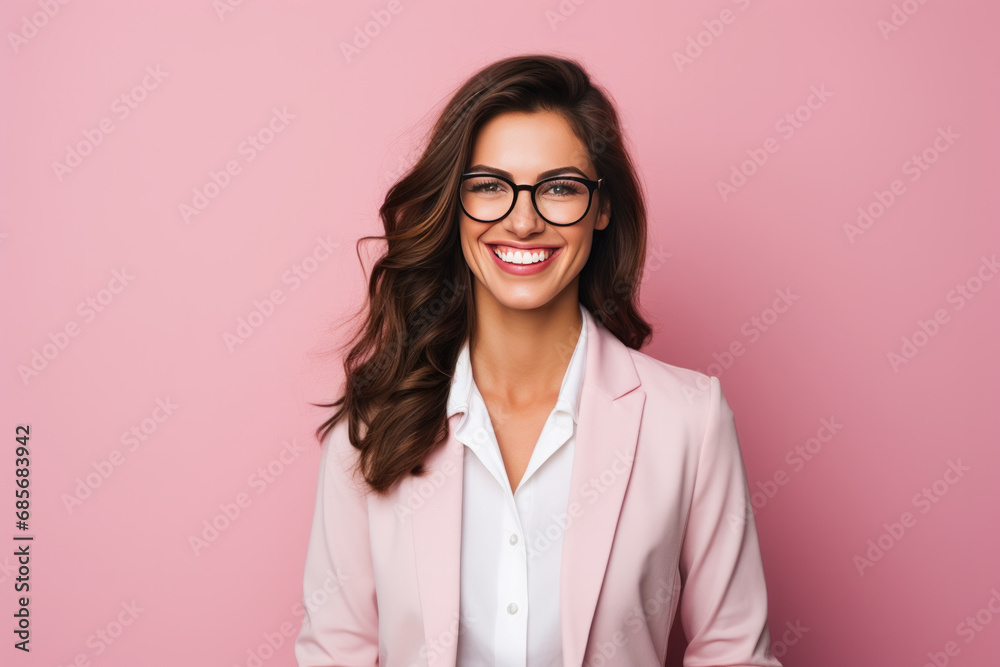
[313,53,652,496]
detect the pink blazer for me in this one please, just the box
[295,311,783,667]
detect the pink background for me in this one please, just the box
[3,1,999,665]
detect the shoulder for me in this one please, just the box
[586,317,729,429]
[319,416,372,498]
[624,345,725,418]
[617,348,748,506]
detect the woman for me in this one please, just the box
[295,54,782,667]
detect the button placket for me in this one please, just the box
[496,488,528,665]
[452,306,588,666]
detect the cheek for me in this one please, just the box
[459,213,480,240]
[458,221,483,265]
[569,231,594,259]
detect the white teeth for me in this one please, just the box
[493,247,553,265]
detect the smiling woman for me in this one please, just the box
[459,110,609,289]
[295,53,783,667]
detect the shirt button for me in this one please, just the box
[509,533,518,545]
[507,602,518,614]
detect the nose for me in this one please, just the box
[502,187,546,236]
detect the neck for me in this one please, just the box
[468,284,583,407]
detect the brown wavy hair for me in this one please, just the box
[313,53,652,496]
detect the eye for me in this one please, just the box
[463,177,508,195]
[540,180,586,197]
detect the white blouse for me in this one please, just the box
[445,303,591,667]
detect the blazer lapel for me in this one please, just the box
[560,314,644,667]
[410,411,465,666]
[410,311,644,667]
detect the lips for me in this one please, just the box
[492,246,553,264]
[488,242,558,253]
[486,243,561,275]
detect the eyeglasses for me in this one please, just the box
[458,172,602,226]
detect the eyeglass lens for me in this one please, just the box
[460,176,592,224]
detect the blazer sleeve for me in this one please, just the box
[677,376,783,667]
[294,420,380,667]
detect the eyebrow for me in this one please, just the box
[465,164,590,180]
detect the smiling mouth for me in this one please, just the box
[488,244,556,265]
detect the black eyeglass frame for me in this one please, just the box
[458,172,603,226]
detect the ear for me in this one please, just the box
[594,195,611,231]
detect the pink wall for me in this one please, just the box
[3,1,998,665]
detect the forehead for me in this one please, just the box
[469,110,593,175]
